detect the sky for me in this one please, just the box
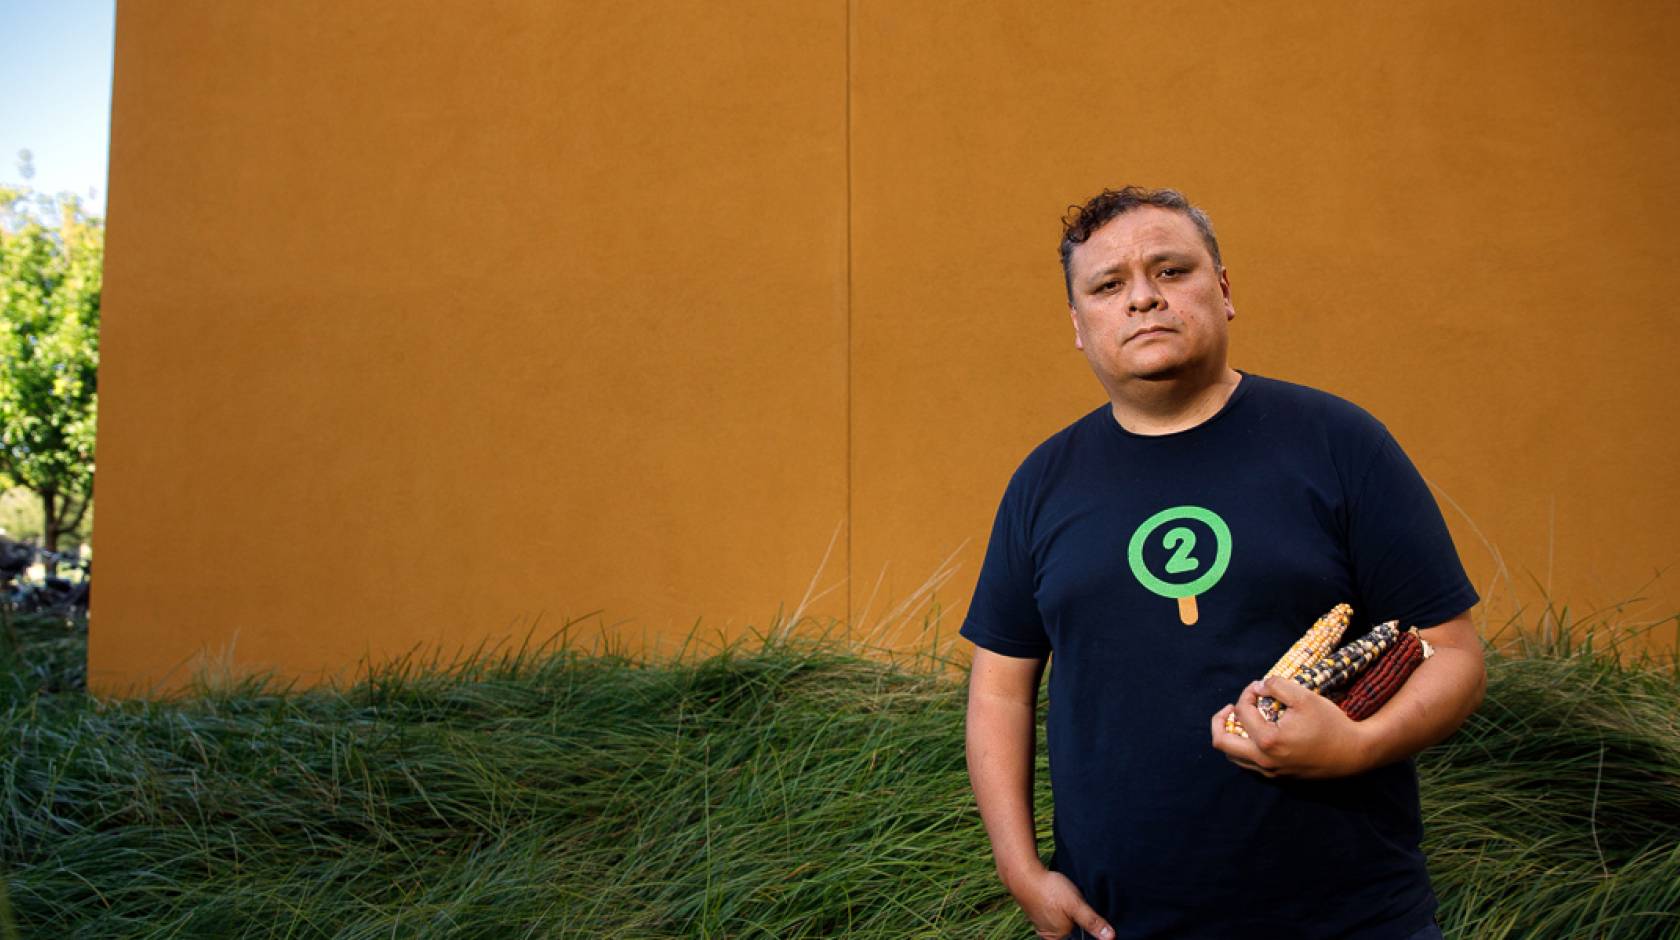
[0,0,116,217]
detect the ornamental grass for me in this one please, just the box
[2,603,1677,939]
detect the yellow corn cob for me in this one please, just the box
[1266,603,1353,679]
[1225,603,1352,738]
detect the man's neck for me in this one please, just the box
[1107,367,1244,436]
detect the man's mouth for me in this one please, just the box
[1127,325,1175,342]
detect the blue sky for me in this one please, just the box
[0,0,115,216]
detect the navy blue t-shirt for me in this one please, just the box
[960,372,1478,940]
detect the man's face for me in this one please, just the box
[1065,205,1235,393]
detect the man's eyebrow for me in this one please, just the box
[1148,250,1196,266]
[1085,264,1127,285]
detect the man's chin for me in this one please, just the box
[1131,363,1190,382]
[1126,354,1229,384]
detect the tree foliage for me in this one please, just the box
[0,182,100,564]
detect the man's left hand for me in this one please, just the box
[1209,677,1372,779]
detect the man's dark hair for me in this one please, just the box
[1059,186,1223,303]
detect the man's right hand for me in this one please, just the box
[1009,865,1115,940]
[965,648,1114,939]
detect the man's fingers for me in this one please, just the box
[1261,675,1312,708]
[1037,872,1114,940]
[1209,704,1246,753]
[1232,686,1275,747]
[1211,705,1277,775]
[1068,897,1114,940]
[1209,704,1234,743]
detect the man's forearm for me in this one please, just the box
[966,692,1045,888]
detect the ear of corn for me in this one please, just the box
[1337,627,1429,721]
[1255,620,1400,722]
[1292,620,1402,693]
[1224,604,1351,738]
[1266,603,1352,680]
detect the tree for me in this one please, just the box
[0,176,100,573]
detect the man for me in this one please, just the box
[960,187,1484,940]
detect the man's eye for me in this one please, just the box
[1098,281,1120,293]
[1160,267,1184,278]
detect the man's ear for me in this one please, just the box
[1068,304,1084,349]
[1219,268,1236,321]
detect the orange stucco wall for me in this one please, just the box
[92,1,1680,695]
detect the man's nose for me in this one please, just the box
[1126,278,1164,314]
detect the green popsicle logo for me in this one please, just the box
[1126,505,1232,625]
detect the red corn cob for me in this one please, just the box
[1339,632,1418,713]
[1338,628,1427,721]
[1338,647,1415,719]
[1337,641,1407,707]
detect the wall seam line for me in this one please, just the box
[844,0,854,630]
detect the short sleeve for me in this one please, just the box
[1345,430,1480,629]
[960,468,1052,659]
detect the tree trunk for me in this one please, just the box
[30,486,91,580]
[40,487,57,578]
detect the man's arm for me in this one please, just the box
[967,647,1115,940]
[1209,610,1484,779]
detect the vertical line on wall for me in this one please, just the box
[844,0,854,629]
